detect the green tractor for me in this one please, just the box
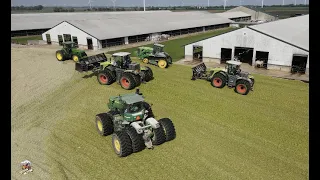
[56,41,87,62]
[75,52,153,90]
[136,44,172,69]
[191,60,255,95]
[95,89,176,157]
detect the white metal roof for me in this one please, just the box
[227,60,242,65]
[216,11,251,19]
[65,12,233,40]
[11,10,172,31]
[112,52,131,56]
[248,14,309,51]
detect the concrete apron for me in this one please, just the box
[175,59,309,83]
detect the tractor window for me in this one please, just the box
[126,102,143,113]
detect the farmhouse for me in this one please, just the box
[184,15,309,74]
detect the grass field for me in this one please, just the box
[11,35,42,44]
[108,27,237,62]
[11,25,308,179]
[12,57,309,179]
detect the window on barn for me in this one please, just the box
[63,34,71,42]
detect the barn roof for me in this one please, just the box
[248,14,309,51]
[60,12,233,40]
[216,11,251,19]
[11,10,172,31]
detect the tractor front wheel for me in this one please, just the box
[72,55,79,62]
[97,70,114,85]
[157,59,168,69]
[95,113,114,136]
[235,80,251,95]
[211,73,227,88]
[56,51,65,61]
[143,58,149,64]
[152,125,166,146]
[159,118,176,142]
[120,73,136,90]
[112,131,133,157]
[126,127,145,153]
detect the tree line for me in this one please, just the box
[11,4,308,12]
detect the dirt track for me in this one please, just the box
[11,45,77,179]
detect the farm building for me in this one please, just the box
[226,6,276,21]
[11,10,172,37]
[184,14,309,74]
[216,11,251,22]
[41,11,235,50]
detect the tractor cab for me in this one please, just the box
[153,44,164,54]
[226,60,242,75]
[111,52,132,69]
[110,93,146,122]
[63,41,76,53]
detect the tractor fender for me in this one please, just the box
[105,65,116,72]
[130,122,143,134]
[146,118,160,129]
[100,61,113,70]
[209,70,228,79]
[236,77,252,84]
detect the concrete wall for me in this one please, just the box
[42,22,99,50]
[185,27,309,69]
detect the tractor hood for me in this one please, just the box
[209,67,226,73]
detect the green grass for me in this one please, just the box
[108,27,237,62]
[11,35,43,44]
[13,61,309,179]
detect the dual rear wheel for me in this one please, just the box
[95,113,176,157]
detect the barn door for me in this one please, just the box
[87,38,93,50]
[58,35,63,46]
[72,36,78,48]
[45,34,51,45]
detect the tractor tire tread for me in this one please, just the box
[95,113,114,136]
[112,131,133,157]
[126,127,145,153]
[159,118,176,141]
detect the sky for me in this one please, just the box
[11,0,309,7]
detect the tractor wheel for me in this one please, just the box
[56,50,65,61]
[250,78,255,86]
[120,73,136,90]
[132,74,141,87]
[235,79,251,95]
[126,127,145,153]
[158,118,176,142]
[97,70,114,85]
[211,73,227,88]
[142,67,153,82]
[142,58,149,64]
[112,131,133,157]
[72,55,79,62]
[143,102,154,118]
[95,113,114,136]
[152,124,166,146]
[157,59,168,69]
